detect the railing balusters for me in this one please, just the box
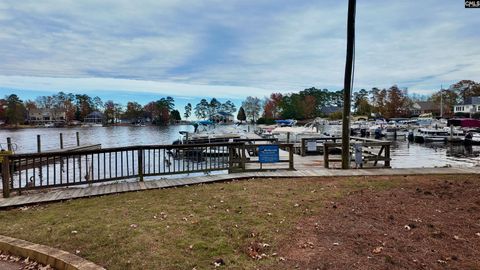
[131,150,135,175]
[9,160,14,194]
[109,152,112,179]
[115,151,118,178]
[91,153,94,181]
[72,156,75,184]
[66,156,69,184]
[52,157,57,185]
[5,142,299,194]
[18,159,22,192]
[97,153,100,181]
[126,150,129,176]
[121,151,124,178]
[77,155,83,182]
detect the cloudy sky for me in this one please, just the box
[0,0,479,109]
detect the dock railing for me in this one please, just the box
[1,141,294,198]
[323,137,391,169]
[300,137,341,156]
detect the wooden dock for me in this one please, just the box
[44,144,101,153]
[1,167,478,209]
[11,144,102,171]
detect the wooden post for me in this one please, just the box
[341,0,356,169]
[324,143,329,168]
[385,144,391,168]
[228,145,234,173]
[289,145,294,170]
[241,143,246,171]
[59,133,64,149]
[301,138,306,156]
[138,149,144,181]
[6,137,12,151]
[37,135,41,153]
[287,132,290,143]
[76,132,80,146]
[2,156,11,198]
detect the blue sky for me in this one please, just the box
[0,0,479,114]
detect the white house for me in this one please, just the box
[454,96,480,115]
[210,111,234,123]
[27,108,66,124]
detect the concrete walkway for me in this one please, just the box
[0,167,479,209]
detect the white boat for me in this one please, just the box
[81,123,103,127]
[413,127,464,143]
[384,127,408,138]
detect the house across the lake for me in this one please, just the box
[410,101,440,116]
[454,96,480,115]
[210,111,234,123]
[319,106,342,116]
[27,108,66,124]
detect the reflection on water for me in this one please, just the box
[389,139,480,168]
[0,125,193,153]
[1,126,480,168]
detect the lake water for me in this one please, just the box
[1,125,479,168]
[0,125,194,153]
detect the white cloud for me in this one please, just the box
[0,75,274,99]
[0,0,479,97]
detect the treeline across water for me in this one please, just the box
[2,79,480,127]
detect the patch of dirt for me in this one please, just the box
[276,178,480,269]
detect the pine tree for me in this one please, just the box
[237,107,246,123]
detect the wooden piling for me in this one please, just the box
[6,137,12,151]
[59,133,64,149]
[37,135,41,153]
[2,156,11,198]
[76,132,80,146]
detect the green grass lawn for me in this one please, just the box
[0,176,428,269]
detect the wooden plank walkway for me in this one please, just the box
[1,167,479,209]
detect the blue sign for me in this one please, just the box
[258,145,279,163]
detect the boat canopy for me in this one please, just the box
[447,118,480,128]
[275,119,297,127]
[195,120,214,125]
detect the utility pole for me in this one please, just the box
[341,0,356,169]
[440,84,443,118]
